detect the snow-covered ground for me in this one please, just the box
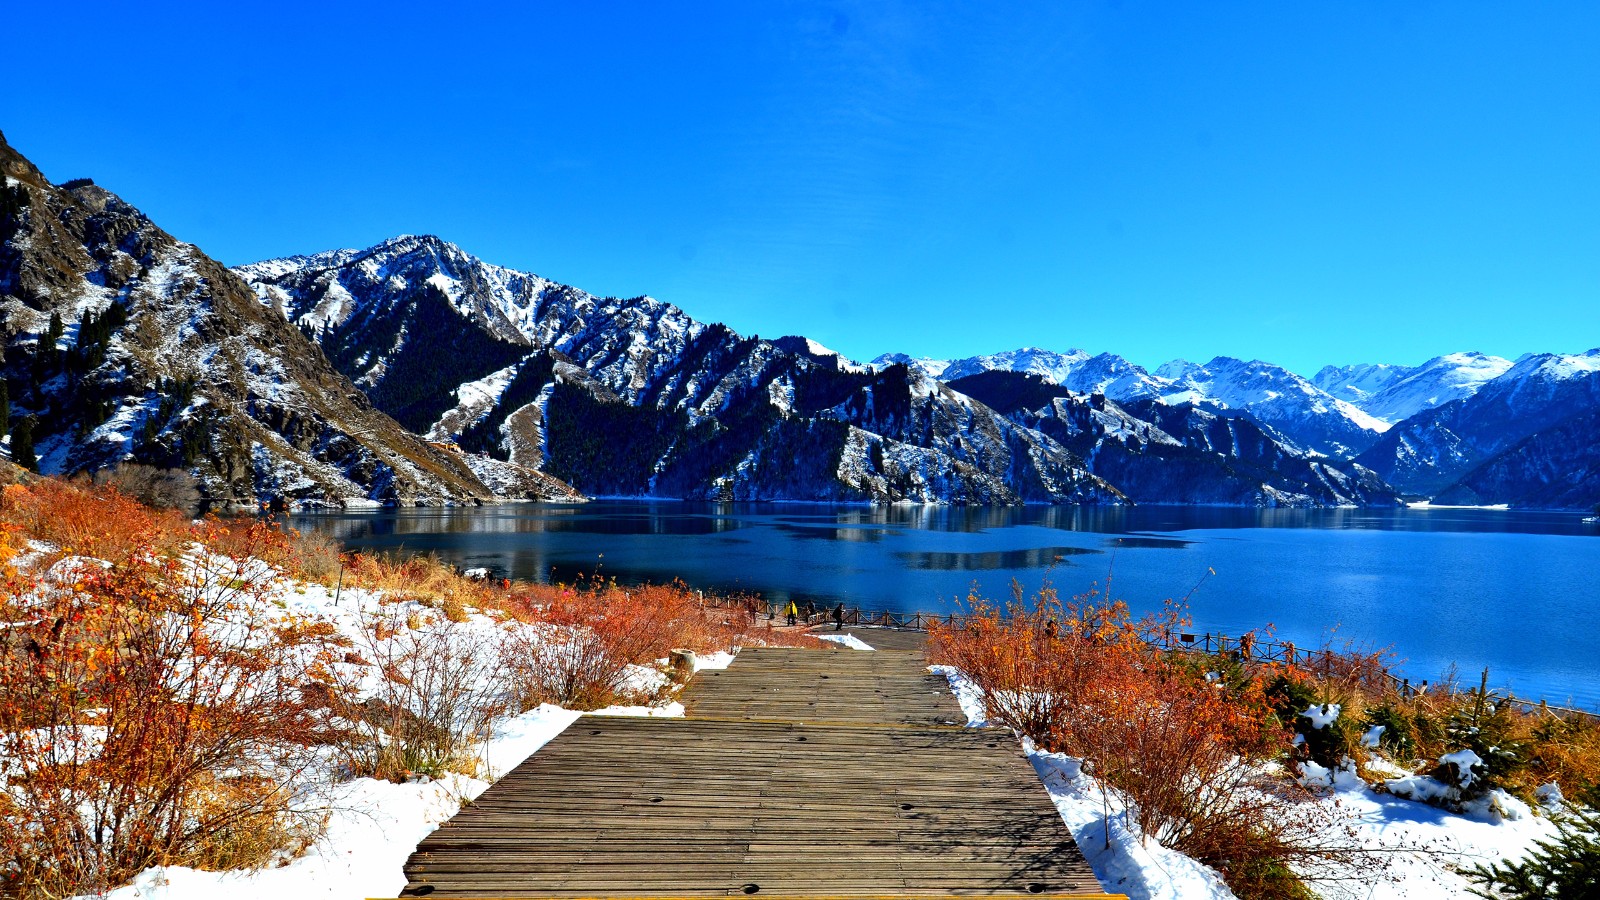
[44,555,1562,900]
[817,632,876,651]
[932,665,1562,900]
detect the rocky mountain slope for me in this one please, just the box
[1153,357,1387,458]
[240,237,1124,505]
[878,348,1389,458]
[0,132,508,508]
[1313,352,1513,424]
[946,371,1400,507]
[1354,349,1600,504]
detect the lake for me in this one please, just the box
[292,502,1600,710]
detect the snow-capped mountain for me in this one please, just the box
[878,346,1390,459]
[869,352,952,379]
[1355,349,1600,504]
[873,348,1167,401]
[240,238,1124,505]
[1313,352,1513,424]
[946,371,1399,507]
[1153,357,1388,458]
[0,132,500,507]
[241,237,1419,508]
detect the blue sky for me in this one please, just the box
[6,1,1596,375]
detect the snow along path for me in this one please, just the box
[930,666,1563,900]
[59,554,736,900]
[817,631,876,651]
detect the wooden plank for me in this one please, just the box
[394,645,1119,898]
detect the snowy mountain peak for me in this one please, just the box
[869,353,952,378]
[1315,352,1514,424]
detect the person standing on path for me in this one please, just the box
[832,602,844,631]
[785,600,798,627]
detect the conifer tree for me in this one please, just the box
[0,381,9,440]
[1468,786,1600,898]
[10,415,36,471]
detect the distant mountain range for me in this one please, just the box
[3,131,1596,510]
[880,346,1600,509]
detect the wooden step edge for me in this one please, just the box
[376,894,1129,900]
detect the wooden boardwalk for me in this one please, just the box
[823,626,931,651]
[397,645,1117,898]
[686,648,965,727]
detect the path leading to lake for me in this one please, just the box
[397,634,1120,898]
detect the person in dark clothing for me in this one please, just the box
[803,600,815,622]
[832,602,844,631]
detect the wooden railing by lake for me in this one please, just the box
[698,593,1600,723]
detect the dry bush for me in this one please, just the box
[0,521,328,898]
[1524,709,1600,797]
[0,478,188,564]
[498,580,718,710]
[323,610,506,782]
[928,579,1383,900]
[89,463,203,513]
[281,526,344,584]
[344,551,496,612]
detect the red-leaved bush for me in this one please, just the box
[929,580,1380,899]
[0,501,328,897]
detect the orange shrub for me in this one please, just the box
[929,579,1379,899]
[0,524,330,898]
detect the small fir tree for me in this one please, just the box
[1435,670,1528,802]
[1467,786,1600,898]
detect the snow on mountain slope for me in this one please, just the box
[1356,348,1600,499]
[869,352,952,378]
[879,347,1168,402]
[241,241,1125,505]
[1315,352,1513,424]
[0,133,493,508]
[1152,357,1387,457]
[875,347,1386,458]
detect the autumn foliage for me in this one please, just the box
[928,580,1372,899]
[0,497,326,897]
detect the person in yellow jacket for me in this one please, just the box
[785,600,798,627]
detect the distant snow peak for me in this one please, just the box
[1315,352,1514,424]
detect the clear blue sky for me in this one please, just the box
[5,1,1597,375]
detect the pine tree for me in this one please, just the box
[10,416,36,471]
[1467,787,1600,898]
[0,381,9,440]
[46,311,64,347]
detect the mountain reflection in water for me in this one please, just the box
[294,501,1600,709]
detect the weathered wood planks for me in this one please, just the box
[683,648,966,728]
[394,645,1119,898]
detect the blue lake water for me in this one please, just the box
[293,502,1600,710]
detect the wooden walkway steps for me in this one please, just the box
[396,643,1119,898]
[821,626,931,651]
[685,648,964,727]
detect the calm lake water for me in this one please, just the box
[293,502,1600,710]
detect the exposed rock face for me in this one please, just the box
[1356,350,1600,505]
[0,133,500,508]
[240,238,1124,505]
[949,371,1401,508]
[876,348,1388,459]
[1431,406,1600,510]
[1151,357,1387,458]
